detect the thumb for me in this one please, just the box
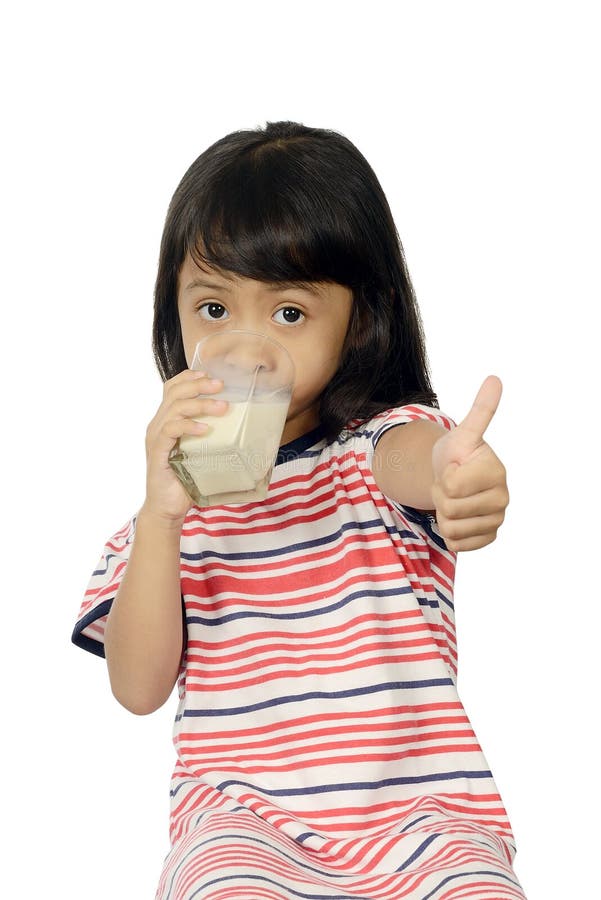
[456,375,502,448]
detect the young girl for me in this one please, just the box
[72,121,526,899]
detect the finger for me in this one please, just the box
[436,511,505,542]
[432,483,509,520]
[443,533,496,553]
[147,399,228,456]
[163,371,223,400]
[147,417,209,462]
[436,450,506,499]
[457,375,502,447]
[167,397,228,420]
[149,399,227,450]
[164,368,207,388]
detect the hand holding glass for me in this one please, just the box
[169,331,295,506]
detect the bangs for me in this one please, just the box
[183,146,365,289]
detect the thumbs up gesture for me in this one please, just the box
[431,376,509,552]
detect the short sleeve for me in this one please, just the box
[362,403,456,473]
[349,404,458,550]
[71,515,137,658]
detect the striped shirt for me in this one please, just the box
[72,404,525,899]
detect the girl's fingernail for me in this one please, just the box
[209,378,222,386]
[193,371,206,378]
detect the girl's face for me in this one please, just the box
[177,253,353,443]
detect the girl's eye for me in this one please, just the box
[197,302,229,321]
[273,307,305,325]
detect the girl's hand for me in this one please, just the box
[142,369,228,526]
[430,375,509,552]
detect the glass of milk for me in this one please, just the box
[168,331,295,506]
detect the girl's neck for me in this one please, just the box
[280,404,320,445]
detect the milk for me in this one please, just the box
[169,400,289,505]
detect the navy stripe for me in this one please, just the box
[185,583,416,627]
[172,831,347,880]
[399,813,433,833]
[180,517,422,563]
[295,830,325,844]
[91,552,120,577]
[190,873,360,900]
[216,770,494,798]
[179,677,454,719]
[90,520,136,575]
[435,588,455,613]
[395,833,439,871]
[422,869,524,900]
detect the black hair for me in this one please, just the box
[152,120,438,442]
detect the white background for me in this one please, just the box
[1,1,599,897]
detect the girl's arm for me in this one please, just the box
[372,419,444,512]
[103,505,186,715]
[103,369,228,714]
[372,377,509,552]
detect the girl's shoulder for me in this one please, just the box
[338,403,456,446]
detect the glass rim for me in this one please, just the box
[192,329,293,362]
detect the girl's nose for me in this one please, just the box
[194,332,294,393]
[222,341,277,373]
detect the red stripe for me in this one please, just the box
[185,650,445,691]
[185,743,482,777]
[179,729,478,766]
[187,619,445,662]
[176,701,466,742]
[187,608,431,651]
[182,552,444,608]
[176,715,472,755]
[174,716,475,753]
[186,636,446,679]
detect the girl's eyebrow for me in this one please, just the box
[268,281,325,297]
[184,277,324,297]
[185,278,232,292]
